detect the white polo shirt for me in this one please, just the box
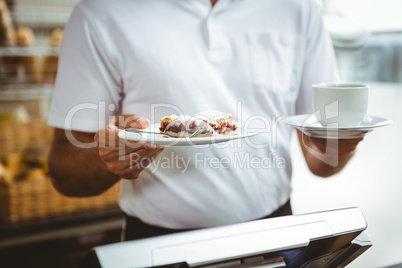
[48,0,339,229]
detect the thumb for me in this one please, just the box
[116,113,150,129]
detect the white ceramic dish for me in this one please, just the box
[284,114,392,139]
[118,124,265,146]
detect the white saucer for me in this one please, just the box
[283,114,392,139]
[118,124,265,146]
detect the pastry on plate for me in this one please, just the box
[160,111,237,137]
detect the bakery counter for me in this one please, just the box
[0,206,125,249]
[0,206,125,268]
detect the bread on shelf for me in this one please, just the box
[42,28,63,85]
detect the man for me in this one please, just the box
[48,0,362,240]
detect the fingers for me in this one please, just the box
[95,124,122,148]
[308,135,363,156]
[95,113,164,180]
[95,123,152,150]
[102,147,165,180]
[95,114,152,148]
[337,137,364,155]
[116,113,150,129]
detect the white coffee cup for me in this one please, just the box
[313,84,369,127]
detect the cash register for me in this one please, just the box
[85,207,372,268]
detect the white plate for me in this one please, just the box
[283,114,392,139]
[118,124,265,146]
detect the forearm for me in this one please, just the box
[48,130,120,197]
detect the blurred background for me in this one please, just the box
[0,0,401,267]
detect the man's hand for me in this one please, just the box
[48,113,163,197]
[95,114,164,180]
[306,135,362,158]
[297,129,363,177]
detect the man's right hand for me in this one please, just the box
[94,114,164,180]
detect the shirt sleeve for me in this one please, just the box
[47,2,122,132]
[295,0,340,115]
